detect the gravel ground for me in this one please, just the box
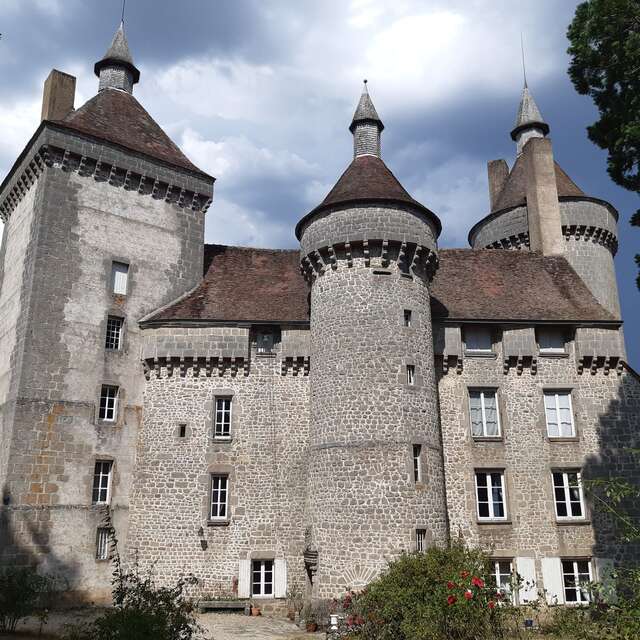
[0,610,324,640]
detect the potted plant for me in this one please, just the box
[250,601,261,616]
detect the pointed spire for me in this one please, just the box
[510,84,550,155]
[94,21,140,93]
[350,81,384,158]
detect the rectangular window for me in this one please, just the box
[92,461,112,504]
[491,560,514,602]
[256,332,274,354]
[538,328,566,354]
[105,316,123,350]
[99,385,118,422]
[475,471,506,520]
[96,527,110,560]
[178,424,187,438]
[111,262,129,295]
[251,559,274,597]
[214,397,232,439]
[469,389,500,437]
[464,326,493,353]
[553,471,585,520]
[403,310,412,327]
[210,474,229,520]
[413,444,422,483]
[562,559,592,604]
[416,529,426,552]
[544,391,575,438]
[406,365,415,386]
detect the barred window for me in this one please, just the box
[252,559,274,597]
[99,385,118,422]
[214,397,232,439]
[562,560,592,604]
[96,527,110,560]
[210,475,229,520]
[105,316,123,350]
[92,461,112,504]
[553,471,585,519]
[544,391,575,438]
[469,389,500,437]
[406,365,415,386]
[416,529,427,552]
[475,471,506,520]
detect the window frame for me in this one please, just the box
[464,325,494,354]
[553,470,586,521]
[251,559,274,598]
[475,470,508,521]
[537,327,567,355]
[99,385,119,422]
[96,527,110,561]
[209,474,229,522]
[92,460,113,505]
[491,559,516,604]
[468,388,501,438]
[403,309,412,328]
[111,261,129,296]
[561,559,593,605]
[213,397,232,440]
[415,529,427,553]
[406,364,415,386]
[544,390,576,439]
[105,316,124,351]
[412,444,422,483]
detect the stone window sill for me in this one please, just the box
[256,353,276,358]
[547,436,579,443]
[556,519,591,527]
[212,437,233,444]
[464,351,497,359]
[539,352,569,359]
[207,519,230,527]
[472,437,504,443]
[477,519,512,526]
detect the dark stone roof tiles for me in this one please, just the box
[145,245,616,325]
[53,89,210,178]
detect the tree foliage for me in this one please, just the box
[567,0,640,288]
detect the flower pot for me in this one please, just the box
[306,621,318,632]
[251,606,261,616]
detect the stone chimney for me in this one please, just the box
[523,137,564,255]
[487,159,509,210]
[41,70,76,121]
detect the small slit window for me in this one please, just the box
[416,529,426,552]
[412,444,422,483]
[403,310,412,327]
[406,365,415,386]
[178,424,187,438]
[96,527,110,560]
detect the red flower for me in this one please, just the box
[355,616,365,625]
[460,570,470,578]
[447,595,457,605]
[495,592,503,600]
[464,590,473,600]
[488,601,496,609]
[346,616,354,626]
[447,581,456,590]
[471,576,485,588]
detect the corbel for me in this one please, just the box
[107,164,118,185]
[123,170,132,190]
[138,175,147,194]
[217,358,224,377]
[363,239,370,266]
[191,192,200,210]
[205,358,213,377]
[344,242,353,268]
[154,359,161,378]
[381,239,389,267]
[179,357,187,377]
[152,179,161,198]
[164,184,174,203]
[177,188,186,207]
[327,245,337,270]
[166,358,174,377]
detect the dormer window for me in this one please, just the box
[538,327,566,354]
[464,326,493,354]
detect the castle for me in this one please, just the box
[1,23,639,608]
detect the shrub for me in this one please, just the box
[0,567,57,633]
[338,542,512,640]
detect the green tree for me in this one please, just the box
[567,0,640,288]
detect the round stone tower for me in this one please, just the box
[469,83,621,317]
[296,83,449,599]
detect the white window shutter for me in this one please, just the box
[541,557,564,605]
[515,557,538,603]
[594,558,616,603]
[238,559,250,598]
[274,558,287,598]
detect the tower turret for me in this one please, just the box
[297,86,448,598]
[511,83,549,156]
[94,21,140,93]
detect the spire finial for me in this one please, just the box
[520,33,528,88]
[350,82,384,158]
[121,0,127,24]
[94,18,140,93]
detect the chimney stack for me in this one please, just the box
[487,159,509,210]
[523,137,564,255]
[41,69,76,122]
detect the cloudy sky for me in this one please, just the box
[1,0,638,364]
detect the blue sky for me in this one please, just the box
[0,0,638,365]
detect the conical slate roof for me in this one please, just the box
[511,85,549,140]
[349,82,384,132]
[94,21,140,83]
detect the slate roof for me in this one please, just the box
[350,83,384,132]
[491,153,584,213]
[143,245,617,325]
[296,155,440,237]
[511,85,549,139]
[146,244,310,323]
[51,89,211,178]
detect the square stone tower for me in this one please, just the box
[0,23,213,600]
